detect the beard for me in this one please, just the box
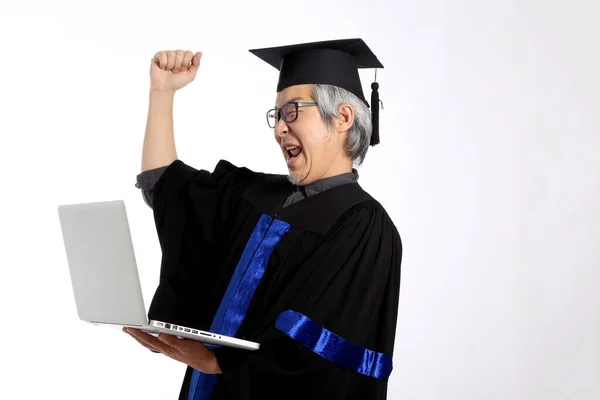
[286,172,304,186]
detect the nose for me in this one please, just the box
[274,118,288,139]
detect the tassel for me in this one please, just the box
[370,81,380,146]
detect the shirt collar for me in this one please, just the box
[300,168,359,197]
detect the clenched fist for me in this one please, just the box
[151,50,202,92]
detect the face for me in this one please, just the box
[272,84,353,186]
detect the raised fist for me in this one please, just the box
[150,50,202,92]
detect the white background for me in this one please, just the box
[0,0,598,399]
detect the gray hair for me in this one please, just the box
[311,84,372,165]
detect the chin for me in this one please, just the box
[286,171,305,186]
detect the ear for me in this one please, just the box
[335,104,355,135]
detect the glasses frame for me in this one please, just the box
[266,101,319,128]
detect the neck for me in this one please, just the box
[312,156,353,183]
[322,161,353,179]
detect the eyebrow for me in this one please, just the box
[275,97,304,108]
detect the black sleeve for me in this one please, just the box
[213,205,402,399]
[149,159,258,250]
[146,159,258,325]
[135,165,169,208]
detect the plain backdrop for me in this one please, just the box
[0,0,598,399]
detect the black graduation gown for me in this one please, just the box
[146,158,402,400]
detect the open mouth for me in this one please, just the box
[285,145,303,161]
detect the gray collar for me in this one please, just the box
[282,169,359,208]
[300,169,359,196]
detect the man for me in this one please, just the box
[125,39,402,400]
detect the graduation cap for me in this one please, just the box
[249,38,384,146]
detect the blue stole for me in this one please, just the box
[275,310,393,379]
[187,214,290,400]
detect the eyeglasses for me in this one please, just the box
[266,101,318,128]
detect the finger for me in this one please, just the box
[155,334,212,368]
[130,333,161,352]
[152,51,168,69]
[189,52,202,76]
[159,52,168,69]
[157,333,182,347]
[125,330,161,352]
[158,333,213,361]
[172,49,183,73]
[181,50,194,71]
[166,50,177,71]
[127,328,158,342]
[128,329,175,355]
[173,49,185,73]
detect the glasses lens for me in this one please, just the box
[281,103,297,122]
[267,109,278,128]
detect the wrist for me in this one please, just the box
[149,88,176,98]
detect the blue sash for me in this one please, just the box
[275,310,393,379]
[188,214,290,400]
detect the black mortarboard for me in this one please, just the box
[249,38,384,146]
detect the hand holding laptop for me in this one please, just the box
[124,328,222,374]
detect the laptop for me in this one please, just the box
[57,200,259,351]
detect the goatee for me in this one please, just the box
[287,173,303,186]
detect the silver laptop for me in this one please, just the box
[57,200,259,351]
